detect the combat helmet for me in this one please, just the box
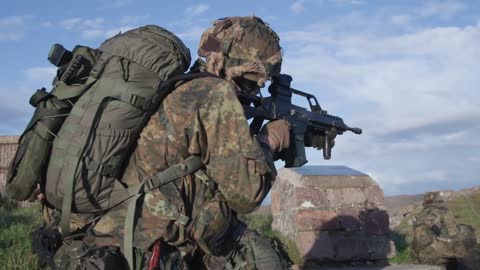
[423,191,446,207]
[198,16,282,93]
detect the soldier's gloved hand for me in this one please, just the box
[257,120,290,153]
[325,127,337,149]
[306,127,337,150]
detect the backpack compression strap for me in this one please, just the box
[123,155,204,270]
[123,72,218,269]
[59,72,217,238]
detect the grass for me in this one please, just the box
[447,193,480,239]
[387,203,420,265]
[388,230,414,264]
[1,192,478,269]
[0,198,42,270]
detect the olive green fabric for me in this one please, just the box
[99,25,191,79]
[43,25,191,238]
[6,45,100,201]
[54,242,128,270]
[88,76,275,253]
[202,230,289,270]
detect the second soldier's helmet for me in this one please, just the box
[423,191,446,207]
[198,16,282,91]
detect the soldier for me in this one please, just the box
[411,192,477,269]
[53,16,290,269]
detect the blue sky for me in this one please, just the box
[1,0,479,195]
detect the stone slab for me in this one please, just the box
[278,166,376,188]
[273,165,395,263]
[290,166,368,176]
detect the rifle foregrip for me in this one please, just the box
[323,134,331,160]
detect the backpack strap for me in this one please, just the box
[58,58,113,237]
[123,72,217,269]
[123,155,203,270]
[58,71,216,268]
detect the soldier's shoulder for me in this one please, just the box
[190,76,236,92]
[174,75,234,95]
[185,76,238,100]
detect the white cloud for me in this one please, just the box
[24,67,57,86]
[83,18,104,29]
[391,14,411,26]
[385,2,466,32]
[61,17,104,31]
[185,4,209,16]
[59,17,131,40]
[82,29,105,40]
[177,27,205,41]
[60,17,83,30]
[0,66,58,133]
[280,12,480,194]
[416,0,465,19]
[290,0,305,15]
[263,16,279,22]
[41,21,52,28]
[105,26,135,38]
[98,0,132,9]
[120,15,150,25]
[283,23,480,134]
[0,16,26,41]
[0,85,34,134]
[331,0,363,5]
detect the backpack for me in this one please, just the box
[6,44,101,201]
[7,25,194,225]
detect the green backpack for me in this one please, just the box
[6,44,101,201]
[7,25,193,227]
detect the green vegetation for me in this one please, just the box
[388,230,415,264]
[1,191,478,268]
[0,198,42,270]
[447,193,480,239]
[388,203,419,265]
[240,213,304,266]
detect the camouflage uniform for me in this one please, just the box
[90,76,275,252]
[53,16,287,270]
[411,192,477,267]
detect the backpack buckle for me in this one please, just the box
[128,94,160,112]
[145,178,156,191]
[85,157,117,178]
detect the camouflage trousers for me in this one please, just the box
[44,206,287,270]
[203,230,289,270]
[51,229,288,270]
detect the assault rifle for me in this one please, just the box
[241,74,362,167]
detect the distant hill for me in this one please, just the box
[385,185,480,230]
[384,194,423,216]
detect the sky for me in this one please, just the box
[1,0,479,195]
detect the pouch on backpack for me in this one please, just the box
[6,45,100,201]
[44,25,192,218]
